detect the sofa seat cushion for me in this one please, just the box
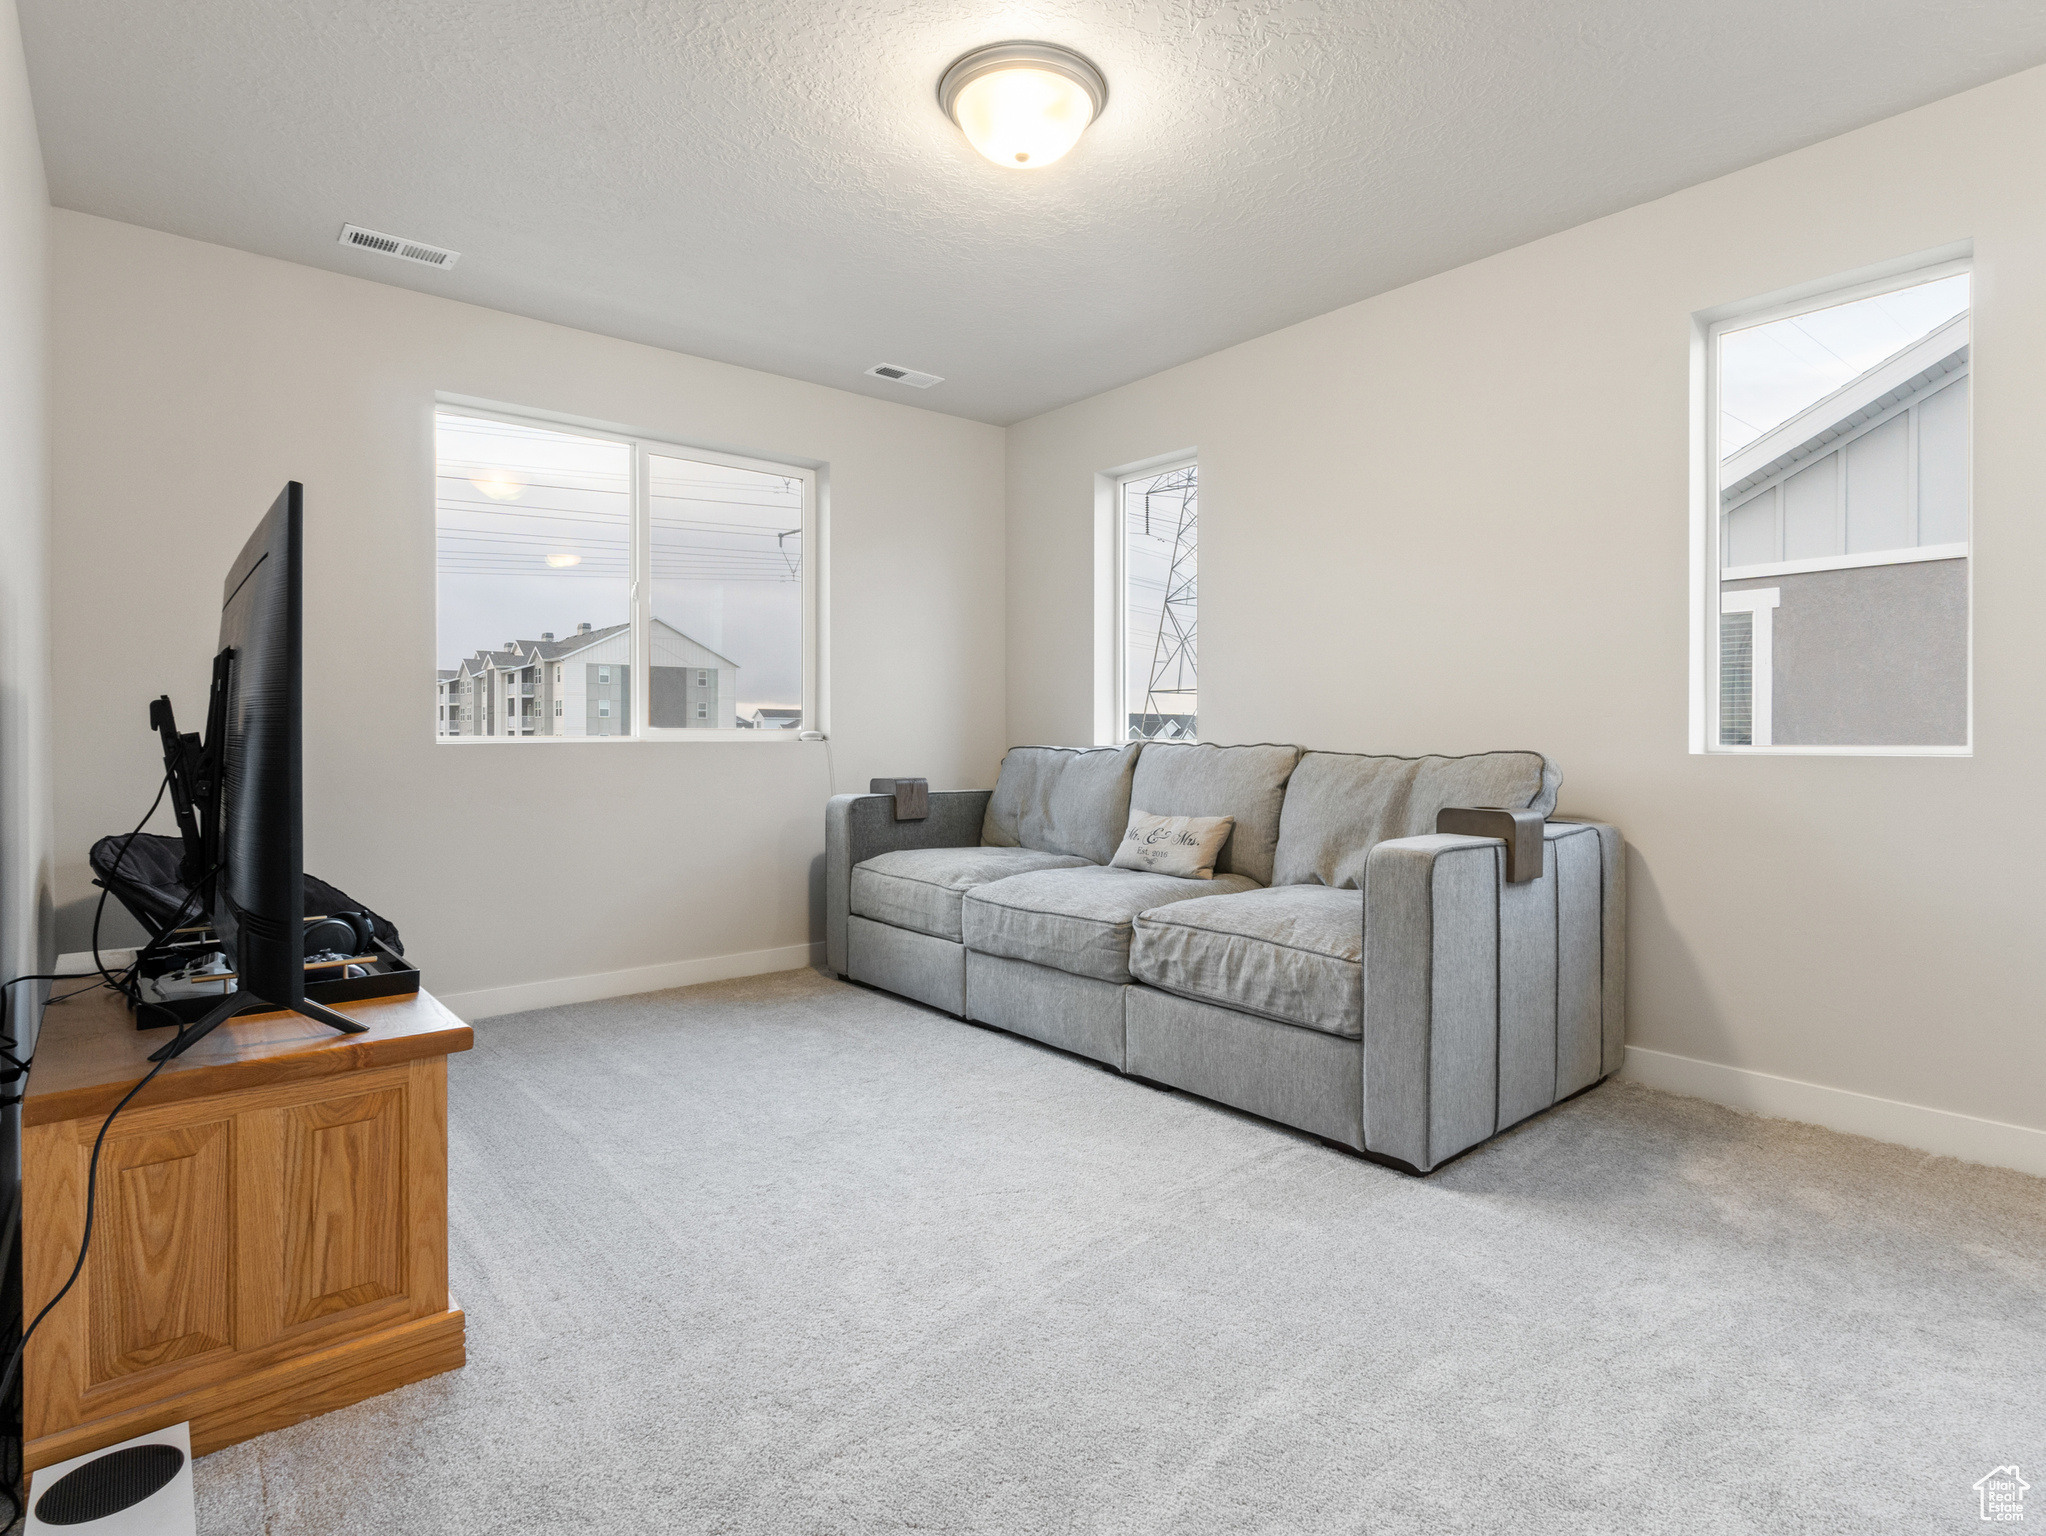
[962,866,1258,984]
[851,846,1092,943]
[1129,885,1364,1037]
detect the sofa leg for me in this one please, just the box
[1350,1144,1432,1176]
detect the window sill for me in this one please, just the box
[1700,743,1970,758]
[434,730,811,744]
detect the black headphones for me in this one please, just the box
[304,911,375,960]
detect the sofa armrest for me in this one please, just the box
[826,790,993,976]
[1363,819,1623,1172]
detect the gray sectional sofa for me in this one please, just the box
[826,742,1624,1173]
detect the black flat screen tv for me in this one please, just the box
[149,483,365,1059]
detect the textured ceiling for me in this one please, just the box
[19,1,2046,424]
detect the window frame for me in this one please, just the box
[434,398,824,744]
[1690,253,1973,758]
[1098,453,1199,746]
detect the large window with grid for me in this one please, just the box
[1700,260,1970,753]
[434,406,817,740]
[1119,461,1197,742]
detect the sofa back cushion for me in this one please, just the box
[1127,742,1301,885]
[980,744,1142,863]
[1273,750,1561,889]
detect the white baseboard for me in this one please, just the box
[56,942,825,1027]
[439,941,824,1022]
[1620,1045,2046,1179]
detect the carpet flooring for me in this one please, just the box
[180,967,2042,1534]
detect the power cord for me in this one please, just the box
[0,1049,172,1460]
[0,775,202,1525]
[798,730,836,796]
[0,970,102,1530]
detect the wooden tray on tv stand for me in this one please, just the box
[20,984,473,1471]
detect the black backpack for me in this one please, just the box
[88,833,404,955]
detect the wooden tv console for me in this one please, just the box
[20,984,473,1471]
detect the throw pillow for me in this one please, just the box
[1110,810,1235,880]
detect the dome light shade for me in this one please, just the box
[939,42,1106,170]
[470,469,524,500]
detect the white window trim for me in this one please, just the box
[1095,451,1199,746]
[434,396,825,744]
[1689,250,1974,758]
[1718,587,1779,747]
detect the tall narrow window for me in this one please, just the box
[1704,262,1970,752]
[435,406,817,740]
[1121,462,1197,741]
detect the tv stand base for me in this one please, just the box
[149,990,369,1061]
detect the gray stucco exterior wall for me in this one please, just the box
[1724,556,1967,746]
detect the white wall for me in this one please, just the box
[0,0,49,1066]
[1007,66,2046,1164]
[49,212,1005,1014]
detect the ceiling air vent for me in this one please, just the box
[865,363,944,389]
[338,224,461,269]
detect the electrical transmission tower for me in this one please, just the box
[1136,466,1197,739]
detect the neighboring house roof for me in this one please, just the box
[453,619,738,670]
[1722,311,1968,506]
[526,622,630,661]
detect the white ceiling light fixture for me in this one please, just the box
[469,469,524,500]
[938,42,1106,171]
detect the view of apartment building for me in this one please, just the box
[438,618,741,736]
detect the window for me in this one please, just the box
[435,405,818,740]
[1701,262,1969,752]
[1118,462,1197,741]
[646,450,803,731]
